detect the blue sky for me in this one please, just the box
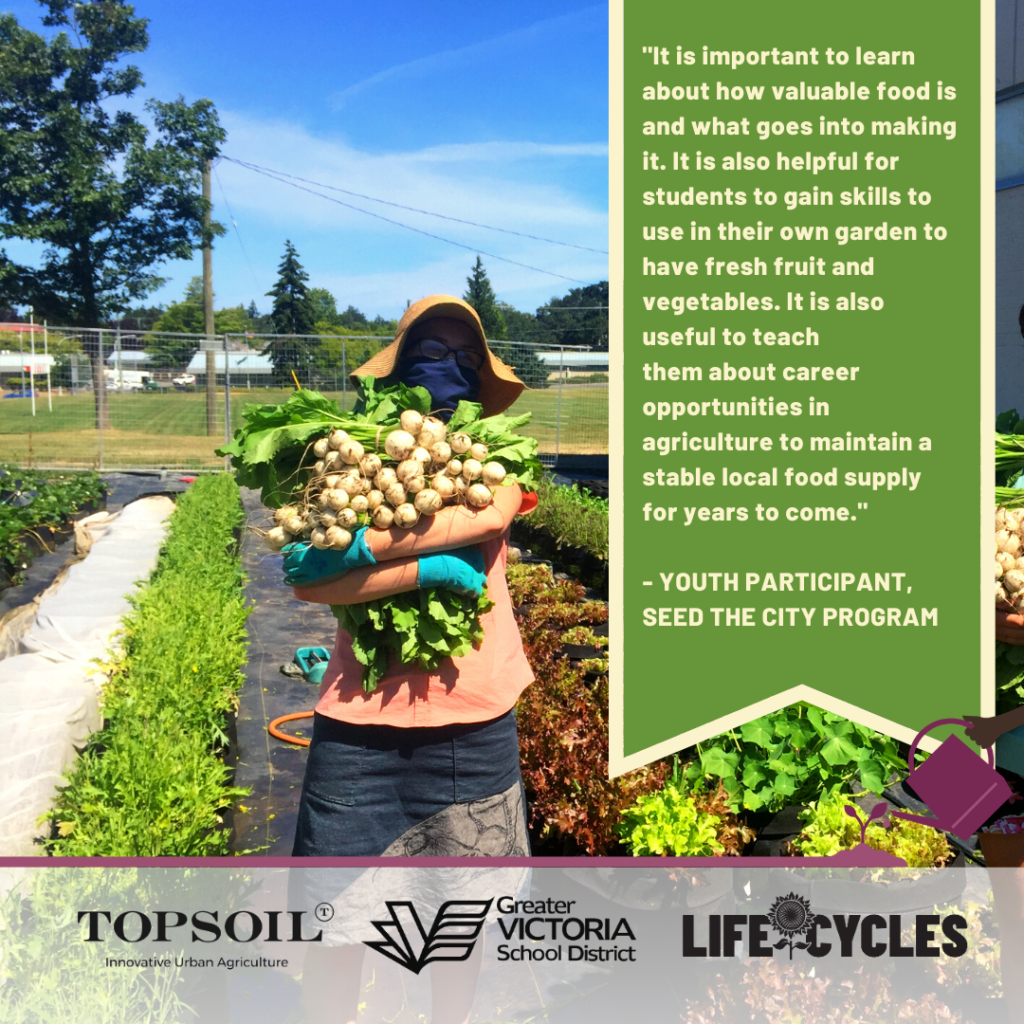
[4,0,609,321]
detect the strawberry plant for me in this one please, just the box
[0,466,103,578]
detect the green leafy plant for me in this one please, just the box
[509,562,669,854]
[617,783,723,856]
[217,380,542,509]
[0,467,103,577]
[683,704,908,813]
[996,641,1024,715]
[793,791,952,867]
[44,475,249,856]
[525,478,608,560]
[332,588,494,693]
[0,870,187,1023]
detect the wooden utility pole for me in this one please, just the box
[203,158,218,435]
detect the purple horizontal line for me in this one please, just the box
[0,856,884,869]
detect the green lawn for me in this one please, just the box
[0,384,608,468]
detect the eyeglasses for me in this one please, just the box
[407,337,484,371]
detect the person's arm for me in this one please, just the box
[294,558,420,606]
[362,484,522,562]
[964,707,1024,748]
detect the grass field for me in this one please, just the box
[0,384,608,468]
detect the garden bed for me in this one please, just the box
[43,474,249,856]
[511,477,608,596]
[505,570,999,863]
[0,467,105,589]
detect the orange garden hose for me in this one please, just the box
[268,711,315,747]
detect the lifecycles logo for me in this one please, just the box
[683,892,969,959]
[364,901,491,974]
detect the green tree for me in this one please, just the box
[462,256,506,339]
[338,304,368,330]
[145,278,251,367]
[369,314,397,334]
[263,241,316,383]
[488,304,551,389]
[309,287,339,326]
[246,300,259,320]
[267,241,315,335]
[536,282,609,349]
[108,305,164,331]
[0,0,225,428]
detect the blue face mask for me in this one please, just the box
[396,356,480,421]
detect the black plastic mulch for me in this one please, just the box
[228,487,336,856]
[99,470,193,511]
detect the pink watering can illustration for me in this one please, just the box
[889,718,1011,840]
[828,802,907,866]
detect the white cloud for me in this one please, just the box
[328,6,605,109]
[198,109,607,316]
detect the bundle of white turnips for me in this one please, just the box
[264,408,513,552]
[996,505,1024,611]
[218,378,540,551]
[218,378,542,691]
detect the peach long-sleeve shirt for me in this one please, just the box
[294,487,534,728]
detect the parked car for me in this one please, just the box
[172,373,197,388]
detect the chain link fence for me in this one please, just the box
[0,326,608,471]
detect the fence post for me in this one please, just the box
[205,343,218,436]
[44,321,51,412]
[342,340,347,411]
[29,315,35,418]
[97,330,104,470]
[223,335,232,470]
[555,346,564,465]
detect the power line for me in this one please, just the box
[225,159,590,286]
[213,165,262,296]
[222,156,608,255]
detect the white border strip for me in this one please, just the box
[610,3,995,776]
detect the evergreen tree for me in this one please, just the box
[246,300,259,320]
[266,241,315,335]
[263,241,316,383]
[462,256,506,339]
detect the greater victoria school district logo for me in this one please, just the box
[365,900,492,974]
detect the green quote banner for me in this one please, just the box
[610,1,992,772]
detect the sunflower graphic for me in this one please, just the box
[766,892,814,958]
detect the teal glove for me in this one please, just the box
[283,527,376,586]
[417,547,488,597]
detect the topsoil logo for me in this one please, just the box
[683,892,969,959]
[364,901,491,974]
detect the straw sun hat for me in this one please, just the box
[351,294,526,417]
